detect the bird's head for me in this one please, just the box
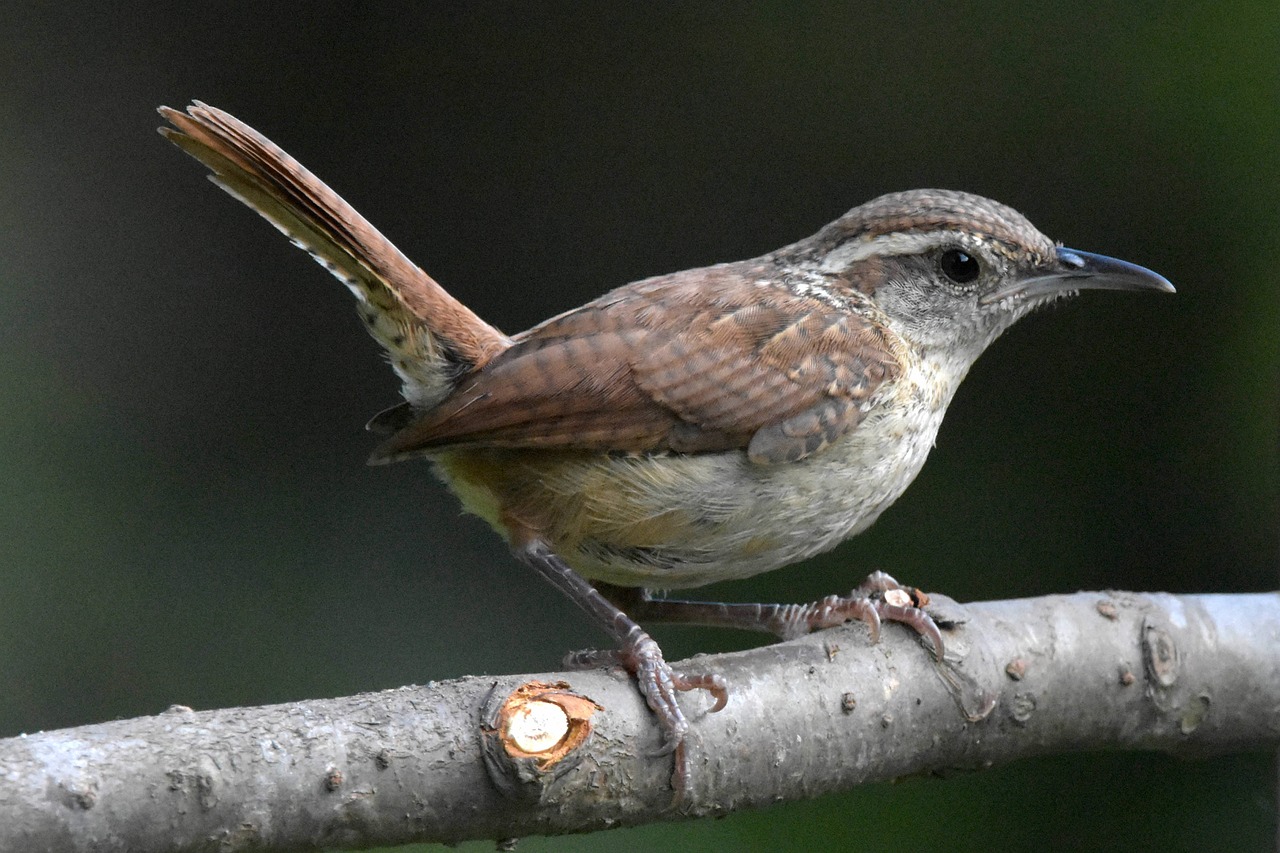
[806,189,1173,360]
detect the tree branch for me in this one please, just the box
[2,591,1277,852]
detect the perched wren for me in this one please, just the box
[160,103,1173,795]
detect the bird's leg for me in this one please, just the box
[602,571,944,659]
[514,540,727,801]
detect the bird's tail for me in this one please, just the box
[159,102,510,409]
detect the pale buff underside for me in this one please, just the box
[436,354,960,588]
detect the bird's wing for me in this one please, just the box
[371,264,902,465]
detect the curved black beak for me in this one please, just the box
[981,247,1175,305]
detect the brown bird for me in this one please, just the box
[159,102,1173,797]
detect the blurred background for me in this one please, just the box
[1,3,1276,850]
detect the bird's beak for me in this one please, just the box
[981,247,1175,305]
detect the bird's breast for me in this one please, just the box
[433,362,956,589]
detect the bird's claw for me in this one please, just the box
[565,630,727,804]
[782,571,944,659]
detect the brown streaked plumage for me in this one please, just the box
[159,103,1173,802]
[373,262,900,464]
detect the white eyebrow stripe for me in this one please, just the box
[819,231,959,272]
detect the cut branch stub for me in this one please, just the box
[480,680,603,801]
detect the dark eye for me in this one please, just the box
[940,248,981,284]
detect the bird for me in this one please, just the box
[159,102,1173,797]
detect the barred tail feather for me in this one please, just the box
[159,102,509,407]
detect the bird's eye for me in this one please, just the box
[940,248,981,285]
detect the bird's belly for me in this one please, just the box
[435,395,947,589]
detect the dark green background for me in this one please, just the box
[2,4,1276,850]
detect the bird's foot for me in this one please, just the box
[778,571,945,659]
[566,631,727,804]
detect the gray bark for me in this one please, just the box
[1,591,1277,852]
